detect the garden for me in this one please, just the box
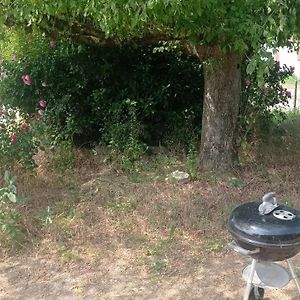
[0,1,300,299]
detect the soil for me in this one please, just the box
[0,251,299,299]
[1,150,300,300]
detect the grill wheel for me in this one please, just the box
[248,286,264,300]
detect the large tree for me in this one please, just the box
[0,0,299,171]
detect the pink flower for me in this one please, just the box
[0,60,4,66]
[245,79,251,87]
[21,75,32,85]
[21,123,28,129]
[0,72,7,78]
[49,40,56,48]
[286,91,292,98]
[39,100,47,108]
[37,109,44,116]
[11,53,17,61]
[10,134,17,142]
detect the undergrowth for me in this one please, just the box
[0,109,300,277]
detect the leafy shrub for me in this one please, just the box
[0,29,203,165]
[240,61,294,142]
[0,171,27,244]
[0,106,39,170]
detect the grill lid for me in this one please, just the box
[228,199,300,247]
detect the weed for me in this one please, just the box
[150,258,168,272]
[228,177,243,188]
[39,206,54,225]
[205,238,226,253]
[47,141,75,174]
[185,150,200,179]
[0,171,27,245]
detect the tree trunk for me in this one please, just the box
[200,52,242,171]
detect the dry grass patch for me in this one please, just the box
[0,136,300,277]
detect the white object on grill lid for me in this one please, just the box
[259,192,278,215]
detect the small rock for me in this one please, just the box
[170,170,191,184]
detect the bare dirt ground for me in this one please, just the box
[0,252,299,299]
[1,147,300,300]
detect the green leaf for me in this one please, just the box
[4,170,10,184]
[246,60,257,75]
[7,193,17,203]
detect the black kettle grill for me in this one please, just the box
[228,192,300,300]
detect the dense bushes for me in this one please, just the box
[0,29,295,170]
[0,31,203,155]
[240,60,294,142]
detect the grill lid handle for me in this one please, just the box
[258,192,278,215]
[228,241,260,256]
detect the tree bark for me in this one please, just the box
[200,52,242,171]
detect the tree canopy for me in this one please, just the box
[1,1,299,53]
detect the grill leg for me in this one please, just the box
[243,259,257,300]
[286,259,300,295]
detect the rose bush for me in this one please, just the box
[0,29,203,158]
[0,106,39,170]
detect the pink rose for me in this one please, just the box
[245,79,251,87]
[12,54,17,61]
[0,72,7,78]
[37,109,44,116]
[21,75,32,85]
[39,100,47,108]
[49,40,56,48]
[10,134,17,142]
[21,123,28,129]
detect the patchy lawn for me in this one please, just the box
[0,143,300,299]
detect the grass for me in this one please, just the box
[1,110,300,274]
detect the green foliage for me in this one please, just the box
[0,171,27,243]
[46,141,75,174]
[0,1,298,53]
[0,106,39,170]
[240,60,294,143]
[259,109,300,160]
[39,206,54,225]
[0,30,203,166]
